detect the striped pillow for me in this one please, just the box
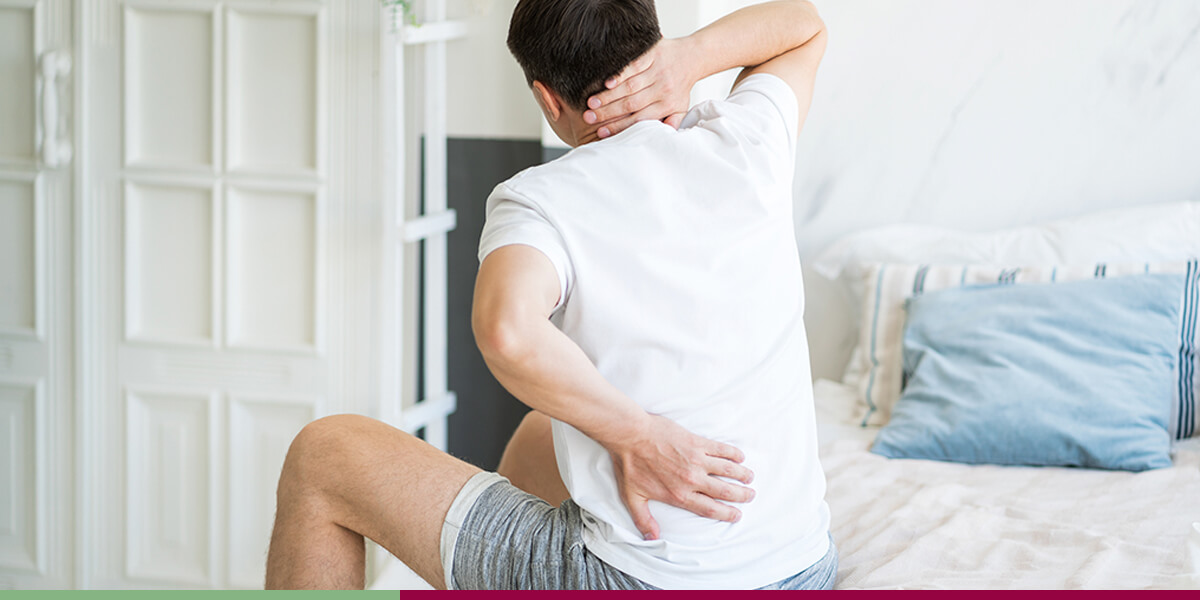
[844,260,1200,439]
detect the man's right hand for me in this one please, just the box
[605,413,755,541]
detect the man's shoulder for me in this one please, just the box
[712,75,797,129]
[676,74,799,172]
[490,132,670,205]
[489,159,561,202]
[497,148,590,191]
[486,158,584,218]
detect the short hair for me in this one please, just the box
[507,0,662,111]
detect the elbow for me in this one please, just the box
[791,1,827,49]
[806,5,827,37]
[794,0,821,19]
[472,309,531,366]
[802,9,828,53]
[811,21,829,54]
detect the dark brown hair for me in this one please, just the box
[507,0,661,110]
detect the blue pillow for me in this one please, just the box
[871,274,1183,471]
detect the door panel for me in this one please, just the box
[123,182,216,345]
[123,7,215,170]
[0,179,38,334]
[226,9,320,175]
[0,4,36,163]
[0,0,72,590]
[225,186,319,351]
[0,380,39,573]
[226,397,312,589]
[125,389,215,585]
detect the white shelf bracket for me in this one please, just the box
[403,209,457,242]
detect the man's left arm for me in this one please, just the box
[584,0,826,138]
[473,244,756,541]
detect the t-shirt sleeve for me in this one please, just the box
[723,73,801,162]
[478,192,574,311]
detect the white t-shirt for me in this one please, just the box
[477,74,830,590]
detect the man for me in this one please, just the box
[265,0,829,590]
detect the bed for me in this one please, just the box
[798,197,1200,589]
[785,0,1200,586]
[381,383,1200,591]
[384,409,1200,590]
[815,381,1200,590]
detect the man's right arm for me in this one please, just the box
[473,244,756,541]
[585,0,827,137]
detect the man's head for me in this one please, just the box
[508,0,661,145]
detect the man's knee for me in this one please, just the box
[503,411,552,459]
[279,414,380,498]
[517,410,551,434]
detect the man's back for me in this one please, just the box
[478,73,830,589]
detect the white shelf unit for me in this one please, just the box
[384,1,469,452]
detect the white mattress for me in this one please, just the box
[814,380,1200,589]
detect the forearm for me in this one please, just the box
[472,247,753,536]
[478,318,649,451]
[681,0,825,81]
[478,316,754,537]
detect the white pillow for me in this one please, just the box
[846,260,1199,442]
[814,201,1200,280]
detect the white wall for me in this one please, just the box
[439,0,1200,381]
[443,0,543,139]
[795,0,1200,380]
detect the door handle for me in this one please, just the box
[39,50,72,168]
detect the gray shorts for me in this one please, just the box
[440,471,839,590]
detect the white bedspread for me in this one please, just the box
[818,380,1200,589]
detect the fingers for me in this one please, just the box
[699,475,756,505]
[596,113,638,139]
[596,101,678,138]
[607,50,656,91]
[680,493,743,524]
[624,494,661,541]
[663,113,685,129]
[705,439,746,464]
[704,455,754,485]
[586,74,653,124]
[593,70,652,109]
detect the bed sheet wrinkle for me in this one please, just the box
[820,437,1200,589]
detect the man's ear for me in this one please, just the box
[532,81,563,122]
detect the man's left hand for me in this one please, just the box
[584,38,694,139]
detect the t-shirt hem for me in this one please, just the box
[581,528,831,590]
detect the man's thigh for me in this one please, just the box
[295,414,480,589]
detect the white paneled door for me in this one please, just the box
[4,0,382,590]
[0,0,381,588]
[77,0,336,589]
[0,0,73,589]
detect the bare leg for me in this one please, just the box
[265,414,480,590]
[496,411,569,506]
